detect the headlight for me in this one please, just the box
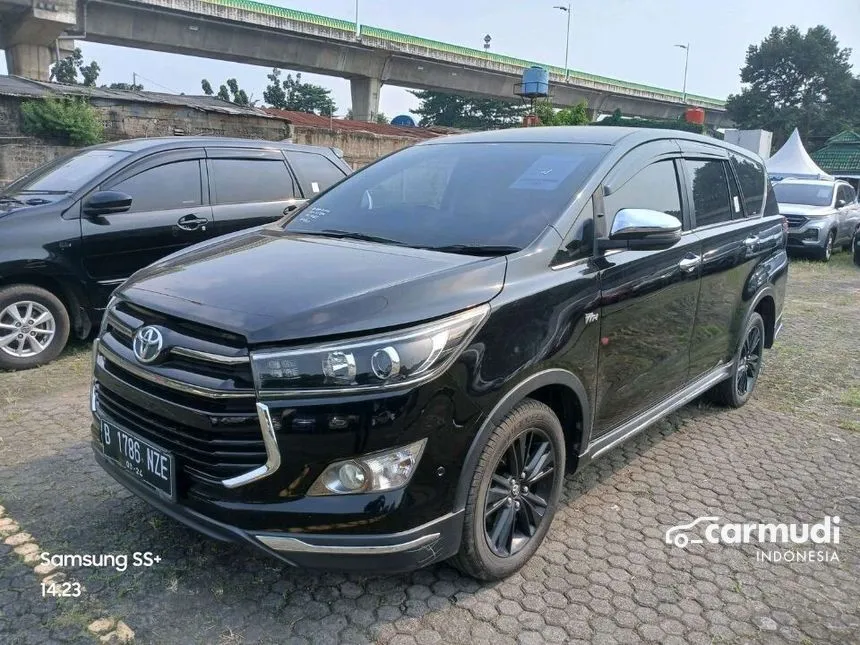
[98,296,118,336]
[307,439,427,495]
[251,305,489,395]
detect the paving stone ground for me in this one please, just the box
[0,254,858,644]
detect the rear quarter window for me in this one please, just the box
[731,153,766,217]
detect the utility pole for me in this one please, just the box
[355,0,360,40]
[553,4,572,82]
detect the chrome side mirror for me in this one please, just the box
[599,208,682,251]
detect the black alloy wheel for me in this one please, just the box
[483,429,555,557]
[453,399,566,580]
[709,312,765,409]
[736,323,763,397]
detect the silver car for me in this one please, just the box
[775,178,860,261]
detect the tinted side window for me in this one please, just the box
[684,159,732,228]
[837,184,855,205]
[210,159,296,205]
[846,185,857,203]
[286,151,346,195]
[112,160,202,213]
[604,160,682,228]
[731,153,766,217]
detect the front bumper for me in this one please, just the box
[94,447,463,573]
[786,223,829,250]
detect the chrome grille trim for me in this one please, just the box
[170,346,250,365]
[222,403,281,488]
[98,342,255,400]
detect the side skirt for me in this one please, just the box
[578,363,733,467]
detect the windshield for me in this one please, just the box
[773,182,834,207]
[2,149,131,196]
[284,142,608,253]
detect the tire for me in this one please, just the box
[0,285,70,371]
[854,231,860,267]
[816,231,835,262]
[452,399,566,581]
[710,312,765,408]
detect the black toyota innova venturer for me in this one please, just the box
[91,127,787,580]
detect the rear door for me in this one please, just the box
[836,183,860,244]
[593,141,703,436]
[284,150,348,198]
[80,149,213,304]
[206,148,304,236]
[683,144,783,378]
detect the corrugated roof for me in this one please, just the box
[811,130,860,174]
[0,75,274,118]
[264,108,443,139]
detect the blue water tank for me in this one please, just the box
[391,114,416,127]
[520,66,549,97]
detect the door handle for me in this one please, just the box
[678,255,701,273]
[176,214,209,231]
[743,235,759,249]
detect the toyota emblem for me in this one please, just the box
[133,326,164,363]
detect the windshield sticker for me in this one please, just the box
[296,206,329,225]
[311,181,320,193]
[509,155,584,191]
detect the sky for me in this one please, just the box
[2,0,859,118]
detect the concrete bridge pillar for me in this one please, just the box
[350,76,382,122]
[5,43,54,81]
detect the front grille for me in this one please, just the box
[784,214,808,228]
[96,300,266,486]
[96,383,265,483]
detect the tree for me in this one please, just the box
[726,25,859,151]
[21,96,103,145]
[410,90,525,129]
[533,100,590,126]
[264,68,336,115]
[202,77,250,106]
[104,82,144,91]
[49,48,100,87]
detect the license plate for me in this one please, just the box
[99,418,175,498]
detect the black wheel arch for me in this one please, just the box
[454,368,591,512]
[746,286,777,349]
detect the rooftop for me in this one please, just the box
[811,130,860,175]
[263,108,444,139]
[0,75,274,118]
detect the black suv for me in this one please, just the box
[0,137,350,370]
[91,127,787,580]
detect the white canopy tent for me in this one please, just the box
[766,128,833,181]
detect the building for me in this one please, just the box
[0,75,441,185]
[810,130,860,191]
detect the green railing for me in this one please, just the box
[196,0,725,108]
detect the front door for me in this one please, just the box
[80,149,214,307]
[593,150,701,435]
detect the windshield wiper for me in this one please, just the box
[0,195,25,205]
[420,244,521,256]
[312,229,407,246]
[15,189,70,195]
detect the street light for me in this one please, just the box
[354,0,360,40]
[553,3,571,82]
[675,43,690,104]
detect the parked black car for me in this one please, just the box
[91,127,787,580]
[0,137,351,370]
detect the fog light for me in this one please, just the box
[804,229,819,240]
[307,439,427,496]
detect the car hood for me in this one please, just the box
[777,203,835,217]
[119,228,507,345]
